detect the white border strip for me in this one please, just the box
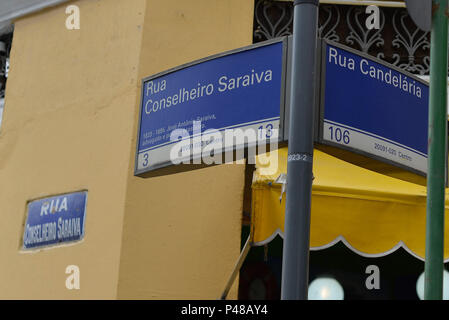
[323,121,427,173]
[138,116,280,153]
[252,230,449,262]
[137,119,280,171]
[324,119,426,157]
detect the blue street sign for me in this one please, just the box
[23,191,87,250]
[320,41,430,175]
[135,38,287,176]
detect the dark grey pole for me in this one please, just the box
[281,0,319,300]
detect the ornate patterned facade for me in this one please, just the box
[0,2,433,99]
[253,0,430,75]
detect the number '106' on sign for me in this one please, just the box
[328,126,350,144]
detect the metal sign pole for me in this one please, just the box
[281,0,319,300]
[424,0,449,300]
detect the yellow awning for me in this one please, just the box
[251,147,449,261]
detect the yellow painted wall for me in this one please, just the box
[117,0,254,300]
[0,0,253,299]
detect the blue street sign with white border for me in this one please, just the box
[23,191,87,250]
[135,38,287,176]
[319,40,430,176]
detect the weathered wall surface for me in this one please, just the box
[117,0,254,299]
[0,0,253,299]
[0,0,146,299]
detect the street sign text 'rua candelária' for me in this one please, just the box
[319,40,430,177]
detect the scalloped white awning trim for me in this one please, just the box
[252,230,449,262]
